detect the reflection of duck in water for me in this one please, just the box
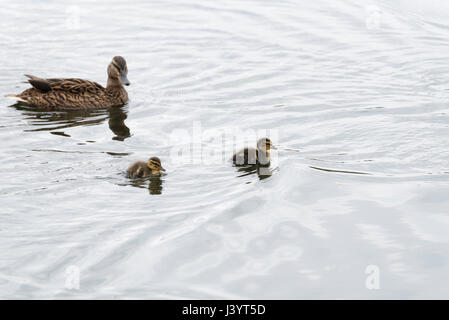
[127,157,166,179]
[236,164,273,180]
[149,177,163,195]
[108,105,130,141]
[10,103,131,139]
[5,56,130,110]
[10,104,110,132]
[127,175,164,195]
[232,137,275,166]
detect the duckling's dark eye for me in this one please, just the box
[150,161,160,167]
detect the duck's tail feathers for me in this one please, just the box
[24,74,40,80]
[4,94,28,103]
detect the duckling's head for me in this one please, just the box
[147,157,166,175]
[257,137,274,153]
[107,56,130,86]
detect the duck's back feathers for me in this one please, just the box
[233,147,258,165]
[27,77,52,92]
[127,161,151,179]
[25,76,105,94]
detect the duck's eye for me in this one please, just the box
[112,62,121,71]
[149,161,160,168]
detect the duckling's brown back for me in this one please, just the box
[127,161,150,179]
[233,147,258,165]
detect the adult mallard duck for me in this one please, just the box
[127,157,166,179]
[5,56,130,110]
[232,137,275,166]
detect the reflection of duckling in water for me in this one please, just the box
[149,177,163,195]
[232,138,275,166]
[108,105,130,141]
[236,164,272,180]
[127,157,166,179]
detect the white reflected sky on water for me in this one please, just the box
[0,0,449,298]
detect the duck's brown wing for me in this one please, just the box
[233,147,258,165]
[25,75,105,94]
[127,162,150,179]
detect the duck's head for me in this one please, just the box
[107,56,130,86]
[147,157,166,175]
[257,137,275,153]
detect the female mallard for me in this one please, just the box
[5,56,130,110]
[232,137,275,166]
[127,157,166,179]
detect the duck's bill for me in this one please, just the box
[270,145,277,150]
[120,72,130,86]
[160,166,166,172]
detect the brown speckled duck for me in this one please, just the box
[232,137,275,166]
[127,157,166,179]
[5,56,130,110]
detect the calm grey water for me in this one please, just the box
[1,0,449,299]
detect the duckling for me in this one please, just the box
[127,157,166,179]
[232,137,275,166]
[5,56,130,110]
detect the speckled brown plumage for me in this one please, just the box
[127,161,151,179]
[127,157,166,179]
[232,147,260,165]
[5,56,130,110]
[232,138,273,166]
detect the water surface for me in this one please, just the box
[1,0,449,299]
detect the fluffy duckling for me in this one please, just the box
[232,137,275,166]
[5,56,130,110]
[127,157,166,179]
